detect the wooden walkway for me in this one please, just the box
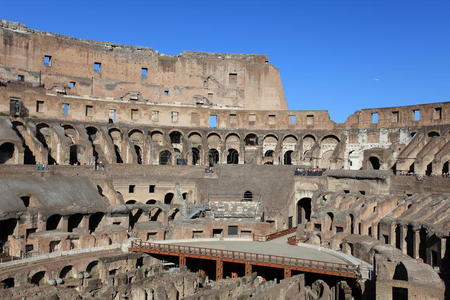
[129,241,359,280]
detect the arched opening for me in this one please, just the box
[30,271,46,286]
[150,208,162,221]
[191,147,200,165]
[296,198,311,224]
[126,200,137,204]
[349,214,354,234]
[134,145,142,164]
[129,209,143,229]
[284,150,293,165]
[20,195,30,208]
[428,131,440,137]
[395,224,402,249]
[169,131,182,144]
[159,150,171,165]
[419,227,427,261]
[406,225,414,257]
[426,162,433,176]
[393,263,408,281]
[0,143,14,164]
[243,191,253,201]
[164,193,174,205]
[89,212,104,233]
[12,122,36,165]
[36,124,57,164]
[60,265,74,279]
[327,212,334,231]
[0,219,16,252]
[0,277,14,289]
[86,261,99,275]
[369,156,380,170]
[86,127,99,164]
[227,149,239,164]
[244,134,258,146]
[146,200,157,205]
[69,145,79,165]
[68,214,83,232]
[168,208,179,221]
[208,149,219,166]
[443,161,449,174]
[114,145,123,163]
[46,215,61,231]
[264,150,274,157]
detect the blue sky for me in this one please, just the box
[3,0,450,122]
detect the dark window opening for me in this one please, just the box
[369,156,381,170]
[36,101,44,113]
[149,185,155,193]
[129,185,135,193]
[314,223,322,231]
[336,226,344,233]
[164,193,174,205]
[243,191,253,201]
[114,145,123,163]
[228,225,238,235]
[227,149,239,164]
[68,214,83,232]
[89,212,104,233]
[17,74,24,81]
[46,215,61,231]
[163,90,169,96]
[30,271,45,286]
[159,150,171,165]
[297,198,312,224]
[208,149,219,166]
[192,147,200,165]
[170,131,182,144]
[20,196,30,208]
[283,150,293,165]
[69,81,76,88]
[0,143,15,164]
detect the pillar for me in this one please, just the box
[179,255,186,267]
[245,262,252,276]
[414,230,420,259]
[216,259,223,280]
[284,268,292,278]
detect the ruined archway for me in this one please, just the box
[296,198,311,224]
[0,143,14,164]
[227,149,239,164]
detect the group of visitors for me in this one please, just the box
[35,163,47,171]
[397,171,450,178]
[294,168,324,176]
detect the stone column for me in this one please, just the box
[216,259,223,280]
[245,262,252,276]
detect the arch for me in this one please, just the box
[46,214,62,231]
[86,261,99,274]
[227,149,239,164]
[369,156,381,170]
[0,143,15,164]
[283,134,298,143]
[164,193,174,205]
[68,214,83,232]
[264,150,274,157]
[263,134,278,144]
[321,135,340,143]
[207,133,222,148]
[59,265,75,279]
[159,150,172,165]
[12,121,36,165]
[296,198,312,224]
[284,150,293,165]
[225,133,240,142]
[191,147,200,165]
[427,131,440,137]
[128,128,144,140]
[108,128,123,141]
[243,191,253,201]
[393,263,408,281]
[62,124,79,143]
[86,126,98,141]
[244,133,258,146]
[126,200,137,204]
[188,132,202,145]
[168,208,180,221]
[89,212,104,233]
[208,149,220,166]
[30,271,46,286]
[0,277,14,288]
[169,131,182,144]
[146,199,157,205]
[150,131,164,145]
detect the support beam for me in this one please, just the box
[284,268,292,278]
[245,262,252,276]
[216,259,223,280]
[179,255,186,267]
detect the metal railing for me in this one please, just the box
[253,226,297,242]
[130,241,358,277]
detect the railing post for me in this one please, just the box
[179,254,186,267]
